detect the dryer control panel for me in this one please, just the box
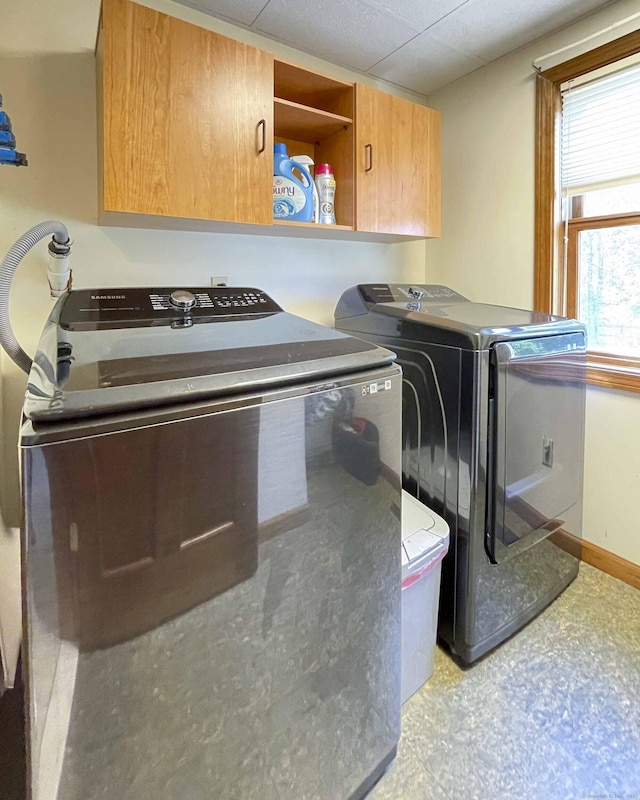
[358,284,468,305]
[59,288,282,330]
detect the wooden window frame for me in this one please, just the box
[566,212,640,392]
[535,30,640,393]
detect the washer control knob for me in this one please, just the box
[169,290,196,311]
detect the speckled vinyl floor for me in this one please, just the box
[370,563,640,800]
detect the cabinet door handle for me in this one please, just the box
[365,143,373,172]
[257,119,266,155]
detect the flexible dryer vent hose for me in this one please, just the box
[0,220,70,374]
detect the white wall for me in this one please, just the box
[0,3,427,526]
[426,0,640,565]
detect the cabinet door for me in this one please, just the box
[355,84,440,237]
[100,0,273,224]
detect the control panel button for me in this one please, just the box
[169,290,196,311]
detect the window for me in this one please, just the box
[535,31,640,393]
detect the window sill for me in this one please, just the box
[586,353,640,393]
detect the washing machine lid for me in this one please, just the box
[24,287,395,421]
[335,284,585,349]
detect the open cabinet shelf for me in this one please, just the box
[273,219,354,231]
[273,58,355,229]
[274,59,354,116]
[274,98,351,141]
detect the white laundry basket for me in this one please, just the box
[401,491,450,704]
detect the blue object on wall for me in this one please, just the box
[0,93,28,167]
[0,130,16,148]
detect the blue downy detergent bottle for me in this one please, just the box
[273,143,314,222]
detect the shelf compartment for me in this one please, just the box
[274,59,353,117]
[273,219,354,231]
[274,98,351,142]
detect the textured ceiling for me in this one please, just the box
[173,0,620,95]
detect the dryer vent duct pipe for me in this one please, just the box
[0,220,71,374]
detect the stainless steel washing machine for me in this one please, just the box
[21,286,402,800]
[335,283,586,663]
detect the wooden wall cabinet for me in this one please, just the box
[96,0,441,241]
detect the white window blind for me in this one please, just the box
[561,62,640,195]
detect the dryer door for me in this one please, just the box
[485,332,586,564]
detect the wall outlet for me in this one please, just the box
[210,276,228,287]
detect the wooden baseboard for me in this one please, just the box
[549,529,583,559]
[550,529,640,590]
[379,463,402,492]
[258,504,311,544]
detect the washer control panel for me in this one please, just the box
[148,289,271,312]
[59,287,282,330]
